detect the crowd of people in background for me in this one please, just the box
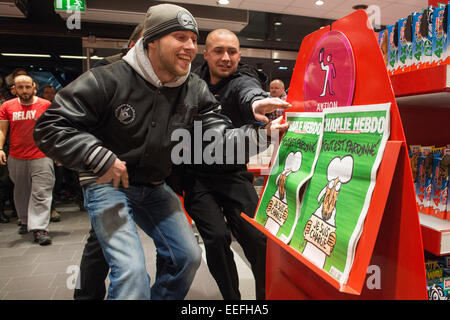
[0,68,84,235]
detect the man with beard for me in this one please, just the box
[0,75,54,245]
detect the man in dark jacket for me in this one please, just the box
[73,21,144,301]
[184,28,290,300]
[33,5,287,300]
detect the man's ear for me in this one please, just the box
[147,40,157,50]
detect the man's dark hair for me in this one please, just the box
[128,22,144,48]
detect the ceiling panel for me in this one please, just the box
[172,0,433,26]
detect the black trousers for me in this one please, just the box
[184,177,267,300]
[0,164,15,212]
[73,226,109,300]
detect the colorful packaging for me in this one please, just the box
[427,277,450,300]
[378,29,389,67]
[398,17,413,73]
[422,6,435,68]
[412,12,425,70]
[432,6,447,66]
[409,145,421,186]
[426,259,450,300]
[444,2,450,64]
[387,24,398,75]
[430,147,450,219]
[416,146,434,214]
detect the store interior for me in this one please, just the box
[0,0,449,301]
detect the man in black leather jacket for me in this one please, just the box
[71,21,144,301]
[33,5,287,300]
[183,28,290,300]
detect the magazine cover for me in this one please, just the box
[254,112,323,243]
[289,103,391,287]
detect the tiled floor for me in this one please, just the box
[0,203,256,300]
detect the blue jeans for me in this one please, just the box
[83,182,201,300]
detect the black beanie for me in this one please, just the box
[143,4,199,46]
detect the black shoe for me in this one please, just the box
[18,224,28,234]
[0,212,9,223]
[33,230,52,246]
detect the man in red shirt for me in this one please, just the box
[0,75,54,245]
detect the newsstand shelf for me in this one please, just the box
[391,65,450,99]
[390,64,450,257]
[419,214,450,256]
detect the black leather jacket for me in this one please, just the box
[33,60,263,186]
[194,62,269,128]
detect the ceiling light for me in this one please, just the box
[1,53,51,58]
[278,66,288,70]
[59,55,104,60]
[60,55,87,60]
[274,60,281,63]
[274,22,282,26]
[217,0,230,5]
[246,37,264,42]
[315,0,324,6]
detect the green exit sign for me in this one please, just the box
[55,0,86,12]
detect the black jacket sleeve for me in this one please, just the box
[190,76,269,165]
[33,70,117,175]
[232,74,269,119]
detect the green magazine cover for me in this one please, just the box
[254,113,323,243]
[289,103,391,287]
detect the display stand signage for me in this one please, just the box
[255,113,323,243]
[255,104,391,287]
[303,31,356,112]
[290,104,391,286]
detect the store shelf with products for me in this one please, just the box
[390,64,450,257]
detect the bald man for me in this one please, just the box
[269,79,286,100]
[268,79,287,121]
[185,28,290,300]
[0,75,54,245]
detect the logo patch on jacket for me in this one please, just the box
[115,104,135,125]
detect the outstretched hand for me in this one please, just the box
[264,116,289,137]
[252,97,291,123]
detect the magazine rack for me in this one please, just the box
[243,10,428,299]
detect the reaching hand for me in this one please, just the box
[252,97,291,123]
[264,116,289,137]
[96,158,129,188]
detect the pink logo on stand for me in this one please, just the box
[304,30,355,112]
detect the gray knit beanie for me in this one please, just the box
[143,4,199,46]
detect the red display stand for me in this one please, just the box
[243,10,428,299]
